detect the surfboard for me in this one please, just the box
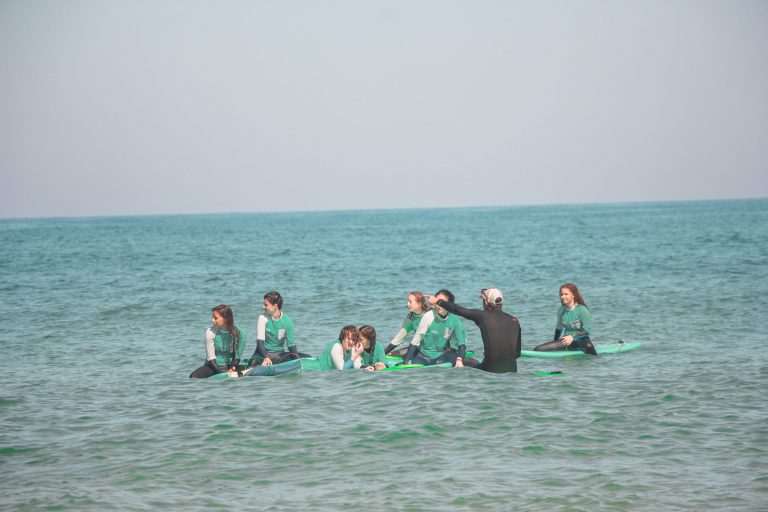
[520,341,642,358]
[385,351,475,364]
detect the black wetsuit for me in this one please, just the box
[437,300,521,373]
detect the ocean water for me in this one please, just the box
[1,199,766,511]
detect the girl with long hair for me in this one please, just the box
[189,304,247,378]
[533,283,596,355]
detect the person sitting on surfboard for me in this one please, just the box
[400,290,472,368]
[533,283,596,355]
[246,291,307,367]
[427,288,520,373]
[358,325,388,371]
[189,304,247,378]
[383,291,431,357]
[239,325,363,377]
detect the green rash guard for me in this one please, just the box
[412,310,467,359]
[257,312,295,352]
[360,343,388,368]
[389,311,425,347]
[299,340,348,371]
[206,326,247,367]
[557,304,591,337]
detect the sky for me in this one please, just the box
[1,0,767,219]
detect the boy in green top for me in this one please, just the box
[247,291,304,366]
[401,290,469,367]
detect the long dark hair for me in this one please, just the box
[561,283,588,309]
[359,325,377,353]
[212,304,240,343]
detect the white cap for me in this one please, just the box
[480,288,503,305]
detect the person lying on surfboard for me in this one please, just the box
[236,325,364,377]
[358,325,388,371]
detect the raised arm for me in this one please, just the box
[436,300,484,322]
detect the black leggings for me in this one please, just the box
[411,350,480,367]
[244,359,302,376]
[247,351,308,366]
[189,363,222,378]
[533,336,597,355]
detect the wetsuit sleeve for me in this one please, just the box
[254,316,268,356]
[255,340,268,357]
[453,318,467,359]
[454,318,467,346]
[437,300,484,322]
[256,315,267,342]
[555,306,565,333]
[286,316,296,350]
[235,328,247,360]
[410,311,434,347]
[330,343,346,370]
[205,328,217,361]
[389,327,408,347]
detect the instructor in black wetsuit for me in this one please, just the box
[428,288,521,373]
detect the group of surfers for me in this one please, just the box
[189,283,594,378]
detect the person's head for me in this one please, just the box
[358,325,377,352]
[212,304,239,341]
[338,325,360,350]
[560,283,587,309]
[406,292,429,314]
[434,289,454,317]
[263,291,283,316]
[480,288,503,310]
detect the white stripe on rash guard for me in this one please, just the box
[205,327,217,360]
[256,315,268,341]
[409,310,435,347]
[330,343,347,369]
[389,327,408,346]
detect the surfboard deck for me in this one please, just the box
[521,341,642,358]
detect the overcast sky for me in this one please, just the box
[1,0,766,219]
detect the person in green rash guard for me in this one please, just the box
[533,283,596,355]
[384,291,431,357]
[241,325,363,376]
[358,325,388,371]
[189,304,247,378]
[400,290,473,368]
[247,291,307,367]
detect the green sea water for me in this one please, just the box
[1,199,766,511]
